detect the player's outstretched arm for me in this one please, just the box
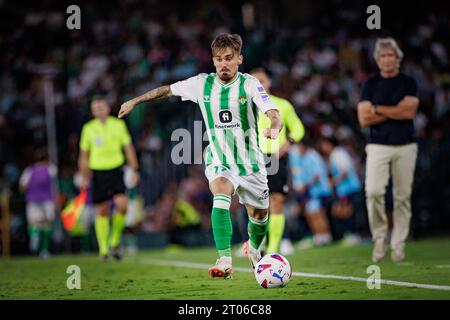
[263,109,283,140]
[118,85,173,118]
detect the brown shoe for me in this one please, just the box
[391,248,405,262]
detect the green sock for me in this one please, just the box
[267,213,285,253]
[28,226,40,252]
[95,216,110,256]
[211,194,232,258]
[110,212,126,248]
[40,228,52,252]
[248,214,269,251]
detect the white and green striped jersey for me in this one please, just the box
[170,72,278,176]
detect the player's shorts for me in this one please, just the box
[205,165,269,209]
[266,154,288,195]
[337,192,358,205]
[305,197,323,213]
[92,166,126,204]
[26,201,55,224]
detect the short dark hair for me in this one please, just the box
[249,67,272,78]
[91,94,107,104]
[211,33,243,56]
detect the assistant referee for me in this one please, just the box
[250,68,305,254]
[78,96,140,261]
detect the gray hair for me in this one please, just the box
[374,38,404,62]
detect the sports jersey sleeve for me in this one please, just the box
[170,74,204,103]
[283,101,305,142]
[248,79,278,114]
[119,120,132,146]
[48,164,58,178]
[19,167,31,188]
[79,125,90,152]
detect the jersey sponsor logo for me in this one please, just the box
[258,189,269,200]
[261,94,270,102]
[214,123,241,129]
[219,110,232,123]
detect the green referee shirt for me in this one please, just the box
[258,94,305,154]
[79,116,131,170]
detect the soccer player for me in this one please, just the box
[289,138,333,246]
[78,96,140,261]
[118,34,282,279]
[19,148,57,259]
[250,67,305,255]
[319,137,362,246]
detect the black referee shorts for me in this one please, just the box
[266,154,289,195]
[91,166,126,204]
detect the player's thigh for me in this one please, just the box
[42,201,55,222]
[113,193,128,213]
[391,143,418,198]
[237,172,269,212]
[26,203,44,225]
[205,165,236,196]
[269,193,285,213]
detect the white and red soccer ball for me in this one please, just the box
[254,253,292,288]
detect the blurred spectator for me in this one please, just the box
[18,148,56,258]
[289,138,333,247]
[319,136,362,246]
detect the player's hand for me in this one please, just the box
[263,128,280,140]
[79,175,90,189]
[131,171,140,187]
[118,100,136,118]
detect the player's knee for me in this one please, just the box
[270,201,283,213]
[96,203,109,216]
[252,208,268,221]
[114,194,128,213]
[365,187,385,200]
[210,177,234,195]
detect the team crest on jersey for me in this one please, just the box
[239,96,247,104]
[203,95,210,102]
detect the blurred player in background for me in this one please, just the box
[19,148,57,259]
[118,33,283,279]
[289,138,333,247]
[250,67,305,255]
[319,136,361,246]
[78,96,140,261]
[358,38,419,262]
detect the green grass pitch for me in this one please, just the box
[1,237,450,300]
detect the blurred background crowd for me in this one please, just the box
[0,0,449,255]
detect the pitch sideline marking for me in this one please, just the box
[138,258,450,292]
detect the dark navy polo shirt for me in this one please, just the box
[360,72,418,145]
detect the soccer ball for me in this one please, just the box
[254,253,292,288]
